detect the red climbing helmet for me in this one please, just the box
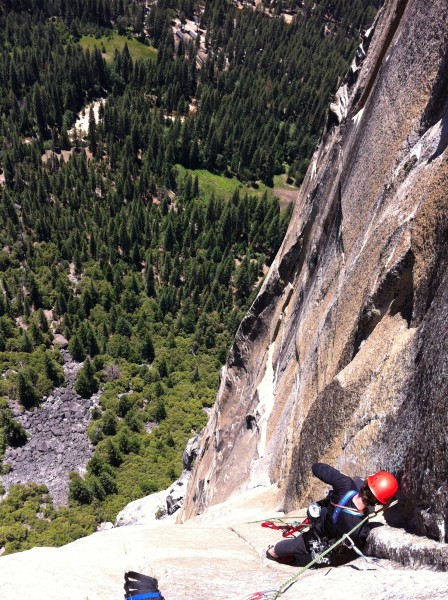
[367,471,398,504]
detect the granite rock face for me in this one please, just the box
[1,488,448,600]
[181,0,448,546]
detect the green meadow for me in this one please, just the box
[79,33,157,63]
[176,166,298,208]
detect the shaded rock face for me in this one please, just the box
[1,351,100,506]
[165,434,201,516]
[182,0,448,545]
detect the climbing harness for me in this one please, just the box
[247,500,397,600]
[331,490,364,523]
[260,490,360,541]
[261,492,365,572]
[276,500,397,598]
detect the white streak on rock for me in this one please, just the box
[411,142,422,160]
[329,84,349,124]
[352,107,365,128]
[255,343,275,460]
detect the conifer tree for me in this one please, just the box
[145,262,156,298]
[88,107,97,156]
[140,331,155,363]
[69,333,86,362]
[75,357,99,398]
[155,399,167,422]
[44,352,64,387]
[68,473,93,505]
[17,372,40,409]
[21,331,33,353]
[105,439,123,467]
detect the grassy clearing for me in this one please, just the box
[79,33,157,63]
[176,165,276,201]
[272,173,300,209]
[273,173,291,189]
[176,166,298,209]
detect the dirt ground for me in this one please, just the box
[273,184,299,209]
[41,148,94,164]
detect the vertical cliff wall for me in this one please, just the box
[181,0,448,542]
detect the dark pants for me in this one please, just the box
[274,533,313,566]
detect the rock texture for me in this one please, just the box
[1,351,100,506]
[114,489,176,527]
[181,0,448,547]
[0,488,448,599]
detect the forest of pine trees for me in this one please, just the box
[0,0,380,553]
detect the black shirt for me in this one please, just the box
[308,463,370,545]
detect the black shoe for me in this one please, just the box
[124,571,164,599]
[265,548,295,565]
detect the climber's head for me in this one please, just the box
[358,484,378,506]
[366,471,398,505]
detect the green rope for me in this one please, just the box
[271,501,397,599]
[274,514,370,597]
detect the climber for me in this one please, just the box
[266,463,398,566]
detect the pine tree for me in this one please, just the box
[88,107,97,156]
[155,399,167,422]
[28,276,42,309]
[145,263,156,297]
[140,331,155,363]
[68,473,93,505]
[105,439,123,466]
[102,410,118,435]
[191,364,200,382]
[17,372,40,409]
[75,357,99,398]
[33,86,46,135]
[44,352,64,387]
[69,333,86,361]
[20,331,33,352]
